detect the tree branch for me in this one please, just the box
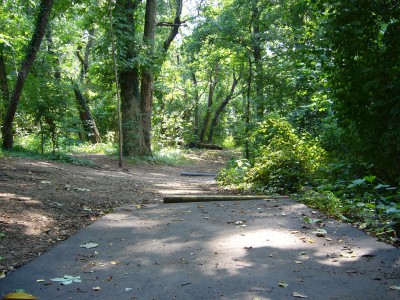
[163,0,183,52]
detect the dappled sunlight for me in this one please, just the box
[0,193,42,205]
[213,228,302,249]
[313,247,377,266]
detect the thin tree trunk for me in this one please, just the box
[251,1,264,118]
[191,72,200,138]
[73,84,102,143]
[2,0,53,149]
[245,58,252,160]
[199,65,218,143]
[74,28,101,143]
[207,74,239,143]
[0,48,9,104]
[163,0,183,52]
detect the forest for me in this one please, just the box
[0,0,399,243]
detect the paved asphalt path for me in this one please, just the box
[0,198,399,299]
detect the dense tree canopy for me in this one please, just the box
[0,0,399,191]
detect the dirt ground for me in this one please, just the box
[0,150,236,277]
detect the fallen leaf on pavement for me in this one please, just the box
[389,285,400,290]
[80,242,98,249]
[278,282,288,288]
[51,275,82,285]
[312,229,327,237]
[292,292,308,298]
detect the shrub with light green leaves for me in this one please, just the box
[217,115,327,193]
[247,115,326,193]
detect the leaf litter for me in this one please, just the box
[50,275,82,285]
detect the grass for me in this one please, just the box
[0,142,191,167]
[125,147,190,166]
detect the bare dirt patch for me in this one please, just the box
[0,150,236,276]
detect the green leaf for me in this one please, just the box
[303,217,322,224]
[385,208,400,214]
[375,184,390,189]
[347,179,366,188]
[363,175,376,183]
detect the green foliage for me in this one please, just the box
[70,142,116,155]
[298,190,344,219]
[216,158,251,190]
[218,115,326,193]
[298,174,400,244]
[320,0,400,184]
[248,115,326,193]
[126,147,189,166]
[0,144,97,167]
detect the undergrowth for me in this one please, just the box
[0,143,189,167]
[216,115,400,246]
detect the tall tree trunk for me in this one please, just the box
[2,0,53,149]
[207,74,239,143]
[116,0,181,157]
[140,0,157,156]
[114,0,143,156]
[120,68,142,156]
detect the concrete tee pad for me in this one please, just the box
[1,198,399,299]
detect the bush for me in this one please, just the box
[248,115,326,193]
[216,158,251,190]
[217,115,326,193]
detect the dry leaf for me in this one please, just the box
[292,292,308,298]
[51,275,82,285]
[80,242,98,249]
[278,282,288,288]
[389,285,400,290]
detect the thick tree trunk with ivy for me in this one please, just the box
[114,0,144,156]
[1,0,53,149]
[139,0,157,156]
[115,0,182,157]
